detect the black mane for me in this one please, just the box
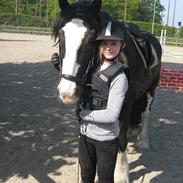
[52,1,110,40]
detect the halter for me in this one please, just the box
[61,74,85,85]
[59,52,96,86]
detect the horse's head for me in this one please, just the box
[53,0,101,104]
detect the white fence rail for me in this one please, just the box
[1,25,183,46]
[158,29,183,47]
[0,25,51,35]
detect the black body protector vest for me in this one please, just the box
[82,61,129,110]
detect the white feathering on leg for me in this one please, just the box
[114,151,129,183]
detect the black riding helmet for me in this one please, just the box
[96,20,127,42]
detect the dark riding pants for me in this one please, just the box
[79,134,118,183]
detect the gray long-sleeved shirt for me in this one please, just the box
[80,71,128,141]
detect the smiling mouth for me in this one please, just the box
[105,51,113,55]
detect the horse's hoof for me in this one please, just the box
[136,140,150,150]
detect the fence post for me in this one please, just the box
[160,29,163,45]
[163,30,167,46]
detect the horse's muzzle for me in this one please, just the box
[57,90,77,104]
[62,95,77,104]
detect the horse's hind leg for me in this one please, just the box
[114,151,129,183]
[94,151,129,183]
[136,92,153,150]
[95,151,130,183]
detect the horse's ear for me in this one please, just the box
[58,0,70,11]
[90,0,102,14]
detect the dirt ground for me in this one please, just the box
[0,33,183,183]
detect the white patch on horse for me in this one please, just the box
[114,151,129,183]
[57,18,87,99]
[137,92,153,149]
[62,18,87,76]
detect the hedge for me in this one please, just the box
[0,13,182,39]
[179,27,183,38]
[127,21,180,38]
[0,13,50,27]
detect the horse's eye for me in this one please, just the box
[85,31,96,43]
[58,29,65,59]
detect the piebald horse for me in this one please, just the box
[53,0,162,182]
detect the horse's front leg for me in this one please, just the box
[114,151,129,183]
[136,93,153,150]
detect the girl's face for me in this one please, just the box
[100,40,122,60]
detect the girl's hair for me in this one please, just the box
[99,45,103,61]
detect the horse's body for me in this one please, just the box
[53,0,162,182]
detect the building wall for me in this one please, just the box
[159,68,183,90]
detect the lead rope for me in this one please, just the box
[77,151,80,183]
[76,53,97,183]
[76,87,91,183]
[76,102,82,183]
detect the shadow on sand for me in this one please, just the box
[0,61,79,183]
[0,61,183,183]
[129,87,183,183]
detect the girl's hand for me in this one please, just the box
[79,110,93,121]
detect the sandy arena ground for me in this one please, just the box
[0,32,183,183]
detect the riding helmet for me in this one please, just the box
[96,20,127,41]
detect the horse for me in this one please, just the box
[52,0,162,182]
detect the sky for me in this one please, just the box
[160,0,183,27]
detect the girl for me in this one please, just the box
[78,20,129,183]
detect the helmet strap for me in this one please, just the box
[102,55,119,62]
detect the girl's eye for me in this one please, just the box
[111,42,117,46]
[101,41,120,47]
[101,41,108,46]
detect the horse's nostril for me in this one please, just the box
[57,89,64,99]
[57,89,60,97]
[57,89,68,99]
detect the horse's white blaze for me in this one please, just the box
[137,93,153,149]
[62,18,87,76]
[57,18,87,103]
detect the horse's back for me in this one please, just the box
[142,32,162,60]
[125,22,162,59]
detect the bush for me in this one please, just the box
[179,26,183,38]
[1,13,182,39]
[0,13,50,27]
[126,21,178,38]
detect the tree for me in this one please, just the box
[126,0,140,21]
[102,0,125,20]
[0,0,15,13]
[134,0,165,24]
[101,0,164,23]
[0,0,165,27]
